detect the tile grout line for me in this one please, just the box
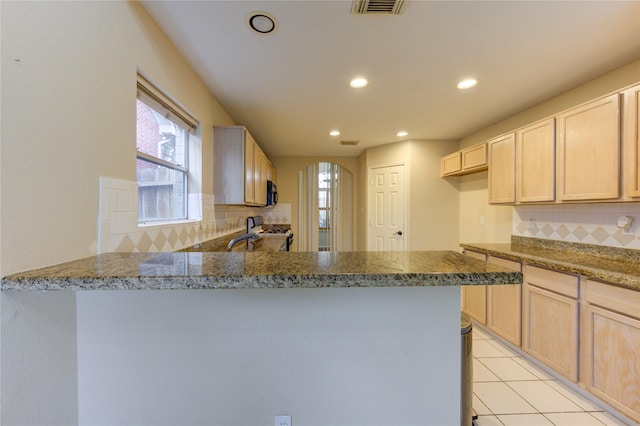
[472,330,628,426]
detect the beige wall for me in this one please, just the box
[356,151,368,250]
[271,141,458,250]
[270,156,359,251]
[361,140,460,251]
[0,1,235,276]
[273,138,461,252]
[457,59,640,244]
[0,2,239,424]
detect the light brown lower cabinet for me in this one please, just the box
[461,250,487,324]
[486,256,522,346]
[582,280,640,423]
[461,250,640,421]
[523,265,579,382]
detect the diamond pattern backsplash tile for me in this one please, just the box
[513,203,640,250]
[99,177,293,253]
[573,225,589,241]
[555,224,570,239]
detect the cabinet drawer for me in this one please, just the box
[463,250,486,261]
[585,280,640,318]
[525,265,578,299]
[488,256,521,272]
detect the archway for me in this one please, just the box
[298,162,353,251]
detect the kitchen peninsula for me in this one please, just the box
[2,251,520,425]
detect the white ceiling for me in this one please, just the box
[141,1,640,157]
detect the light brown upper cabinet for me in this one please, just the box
[516,118,556,203]
[214,126,271,206]
[461,143,488,172]
[623,84,640,198]
[254,144,268,205]
[266,159,276,183]
[557,94,621,201]
[440,143,487,177]
[441,152,462,176]
[243,131,257,204]
[488,133,516,204]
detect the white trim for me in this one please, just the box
[136,72,199,133]
[137,219,200,228]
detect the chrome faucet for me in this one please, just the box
[227,233,261,251]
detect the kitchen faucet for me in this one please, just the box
[227,233,261,251]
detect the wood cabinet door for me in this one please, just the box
[462,143,487,171]
[462,286,487,324]
[441,152,461,176]
[486,256,522,346]
[582,280,640,422]
[488,133,516,204]
[516,118,555,203]
[244,132,256,204]
[461,250,487,324]
[624,84,640,198]
[254,145,267,206]
[523,266,579,381]
[557,94,621,201]
[266,160,274,183]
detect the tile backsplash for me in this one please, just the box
[98,177,291,253]
[513,203,640,250]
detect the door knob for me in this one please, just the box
[394,231,403,236]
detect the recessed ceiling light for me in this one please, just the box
[350,77,368,88]
[329,130,341,136]
[247,11,278,35]
[457,78,478,90]
[397,131,409,137]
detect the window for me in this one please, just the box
[297,162,353,252]
[318,162,332,251]
[136,74,198,223]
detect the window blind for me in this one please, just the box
[136,73,198,134]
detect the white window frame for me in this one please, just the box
[136,73,198,224]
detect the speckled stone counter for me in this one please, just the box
[180,231,288,252]
[1,251,522,291]
[460,237,640,291]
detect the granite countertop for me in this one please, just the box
[180,232,287,253]
[1,251,522,291]
[460,237,640,291]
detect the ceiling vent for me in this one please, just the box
[351,0,406,15]
[340,140,360,146]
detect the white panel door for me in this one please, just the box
[368,164,406,251]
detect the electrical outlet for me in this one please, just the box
[480,215,485,225]
[275,415,291,426]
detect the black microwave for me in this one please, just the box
[266,180,278,206]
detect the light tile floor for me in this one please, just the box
[471,326,636,426]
